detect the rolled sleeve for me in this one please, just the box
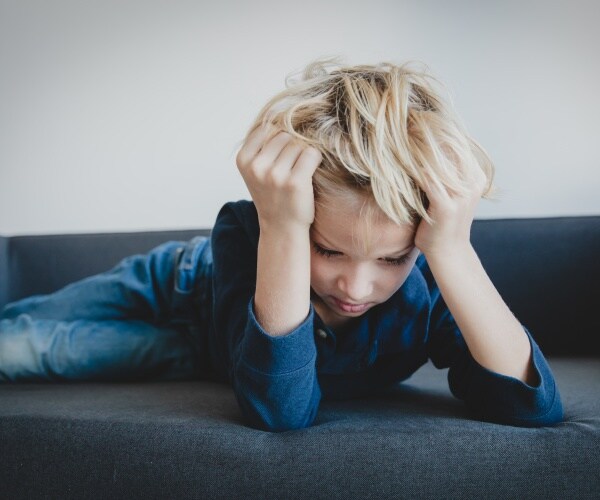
[239,297,318,374]
[447,325,564,427]
[420,252,564,428]
[232,299,321,432]
[211,201,322,432]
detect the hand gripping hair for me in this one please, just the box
[240,56,499,230]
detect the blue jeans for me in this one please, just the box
[0,235,213,382]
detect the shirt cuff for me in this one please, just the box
[239,297,317,375]
[448,325,564,426]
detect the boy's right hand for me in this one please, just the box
[236,123,323,231]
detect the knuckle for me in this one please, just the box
[283,176,302,191]
[313,147,323,158]
[235,151,247,169]
[265,169,284,186]
[248,158,264,172]
[305,146,322,159]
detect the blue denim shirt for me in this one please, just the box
[205,200,563,432]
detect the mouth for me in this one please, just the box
[332,297,371,313]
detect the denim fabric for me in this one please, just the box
[0,236,213,382]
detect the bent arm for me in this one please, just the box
[254,224,312,336]
[425,243,536,384]
[418,253,564,427]
[211,202,321,432]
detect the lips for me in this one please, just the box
[333,297,370,313]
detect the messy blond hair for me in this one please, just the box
[240,56,498,228]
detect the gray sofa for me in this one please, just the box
[1,216,599,499]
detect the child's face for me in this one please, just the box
[309,194,420,325]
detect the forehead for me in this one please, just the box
[311,195,415,257]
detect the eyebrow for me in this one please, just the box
[311,231,414,259]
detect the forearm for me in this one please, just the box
[254,224,311,337]
[425,243,538,385]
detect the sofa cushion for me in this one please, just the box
[1,357,598,499]
[470,216,600,356]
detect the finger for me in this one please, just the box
[271,140,305,176]
[289,147,322,181]
[457,160,486,197]
[238,123,279,165]
[254,131,295,171]
[443,145,478,194]
[421,169,451,205]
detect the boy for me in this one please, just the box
[0,58,563,432]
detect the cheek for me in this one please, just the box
[310,258,331,287]
[378,259,418,296]
[379,269,407,292]
[387,263,417,291]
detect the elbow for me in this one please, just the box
[236,392,320,433]
[232,373,322,433]
[448,341,566,428]
[470,388,565,428]
[506,392,565,428]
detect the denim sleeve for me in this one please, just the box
[211,201,321,432]
[420,257,564,428]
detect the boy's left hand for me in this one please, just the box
[414,161,488,257]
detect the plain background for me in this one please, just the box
[1,0,598,236]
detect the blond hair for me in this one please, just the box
[240,56,499,228]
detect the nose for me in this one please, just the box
[336,263,374,303]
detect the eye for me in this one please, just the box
[312,243,410,266]
[382,254,411,266]
[312,242,339,258]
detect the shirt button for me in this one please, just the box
[316,328,328,339]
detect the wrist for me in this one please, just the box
[423,241,474,263]
[258,218,311,237]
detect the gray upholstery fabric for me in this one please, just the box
[469,216,600,356]
[1,216,599,499]
[1,359,598,499]
[2,229,210,308]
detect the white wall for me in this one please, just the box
[1,0,598,236]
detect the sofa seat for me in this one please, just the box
[1,357,598,499]
[1,216,599,498]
